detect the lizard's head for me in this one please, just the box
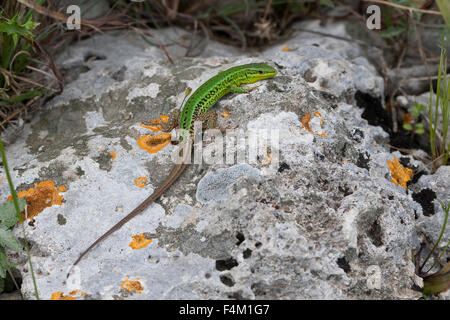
[242,63,277,84]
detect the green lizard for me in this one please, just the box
[68,63,277,273]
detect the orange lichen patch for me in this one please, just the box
[301,112,326,138]
[134,177,148,188]
[121,278,144,294]
[129,233,152,249]
[110,151,116,159]
[282,45,291,52]
[140,115,169,132]
[160,115,168,124]
[137,133,171,154]
[221,110,231,118]
[9,180,65,221]
[50,292,76,300]
[262,152,273,165]
[301,113,313,133]
[68,290,85,297]
[140,122,163,132]
[402,113,414,124]
[387,157,413,188]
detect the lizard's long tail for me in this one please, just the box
[67,140,191,278]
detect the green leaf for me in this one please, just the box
[415,127,425,135]
[0,198,25,228]
[416,102,427,112]
[0,246,7,279]
[380,26,406,38]
[412,102,427,118]
[403,123,413,131]
[0,88,44,106]
[0,14,35,48]
[0,227,22,252]
[423,261,450,294]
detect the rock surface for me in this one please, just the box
[1,21,448,300]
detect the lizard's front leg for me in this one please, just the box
[161,109,181,132]
[230,85,259,94]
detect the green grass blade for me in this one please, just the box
[422,200,450,274]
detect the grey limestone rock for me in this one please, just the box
[2,21,446,300]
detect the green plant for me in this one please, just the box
[378,0,423,39]
[403,102,426,135]
[428,35,450,169]
[0,0,47,107]
[0,198,25,294]
[0,136,39,299]
[0,11,38,85]
[422,200,450,296]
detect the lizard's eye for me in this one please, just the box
[258,70,264,74]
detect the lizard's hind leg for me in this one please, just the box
[196,110,219,130]
[195,110,232,134]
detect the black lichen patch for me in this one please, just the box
[278,162,290,173]
[368,220,383,247]
[356,152,370,170]
[76,166,85,177]
[349,128,364,143]
[93,151,113,172]
[243,248,252,259]
[354,92,423,151]
[235,232,245,245]
[355,91,391,133]
[216,258,239,271]
[412,188,437,217]
[338,184,353,197]
[337,256,351,273]
[57,214,66,225]
[398,157,423,188]
[409,170,425,186]
[220,274,235,287]
[399,157,411,167]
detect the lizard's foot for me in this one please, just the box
[161,109,181,132]
[195,110,219,130]
[230,85,259,94]
[195,110,235,135]
[246,85,259,93]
